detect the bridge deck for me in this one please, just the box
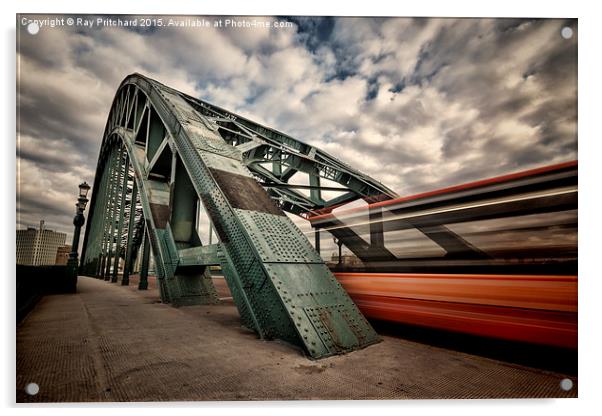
[17,276,576,402]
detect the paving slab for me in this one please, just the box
[16,276,577,402]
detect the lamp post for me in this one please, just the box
[66,182,91,292]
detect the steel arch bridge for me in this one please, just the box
[80,73,399,358]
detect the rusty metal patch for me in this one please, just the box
[149,203,170,229]
[209,168,285,216]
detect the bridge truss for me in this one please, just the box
[80,74,398,358]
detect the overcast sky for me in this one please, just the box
[16,15,577,239]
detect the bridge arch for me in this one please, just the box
[80,74,381,358]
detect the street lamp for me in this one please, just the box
[66,182,91,292]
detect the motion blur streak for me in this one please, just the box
[335,272,577,349]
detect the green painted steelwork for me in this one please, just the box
[80,74,388,358]
[112,153,129,283]
[178,244,220,267]
[138,229,150,290]
[121,180,138,286]
[164,83,400,263]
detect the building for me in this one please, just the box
[16,220,67,266]
[55,245,72,265]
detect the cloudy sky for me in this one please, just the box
[16,15,577,240]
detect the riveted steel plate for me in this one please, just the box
[187,123,241,160]
[303,303,378,357]
[201,153,249,176]
[236,210,322,263]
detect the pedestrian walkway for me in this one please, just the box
[16,276,577,402]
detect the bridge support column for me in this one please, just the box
[106,147,125,281]
[84,152,111,278]
[138,229,150,290]
[161,155,219,306]
[97,160,112,279]
[101,147,120,280]
[112,157,129,283]
[122,181,138,286]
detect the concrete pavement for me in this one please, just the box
[16,276,577,402]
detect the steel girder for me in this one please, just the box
[176,94,399,217]
[159,81,400,263]
[80,74,380,358]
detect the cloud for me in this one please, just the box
[16,15,577,241]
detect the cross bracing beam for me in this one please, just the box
[81,74,380,358]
